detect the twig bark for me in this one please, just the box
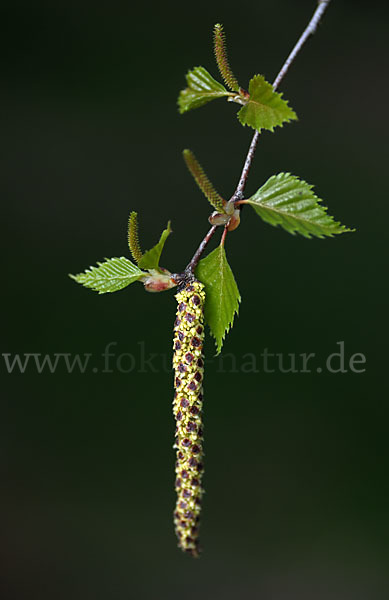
[184,225,217,277]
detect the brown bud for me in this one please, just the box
[239,87,250,100]
[208,211,230,226]
[227,209,241,232]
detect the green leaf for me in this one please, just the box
[237,74,297,133]
[138,221,172,270]
[195,245,240,355]
[69,257,144,294]
[245,172,354,238]
[178,66,231,113]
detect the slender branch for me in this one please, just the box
[272,0,331,91]
[184,225,217,275]
[232,0,331,201]
[185,0,331,274]
[233,131,260,200]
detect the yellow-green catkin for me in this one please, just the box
[182,149,226,214]
[172,280,205,557]
[213,24,239,93]
[127,211,142,264]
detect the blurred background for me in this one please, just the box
[1,0,388,598]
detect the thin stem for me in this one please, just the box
[272,0,331,91]
[232,0,331,201]
[185,0,331,273]
[233,131,260,200]
[185,225,217,274]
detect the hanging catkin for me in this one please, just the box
[172,279,205,557]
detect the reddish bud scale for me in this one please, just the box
[172,280,205,557]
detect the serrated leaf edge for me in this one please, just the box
[246,172,354,238]
[237,74,297,133]
[69,256,145,294]
[196,246,241,355]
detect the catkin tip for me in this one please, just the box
[213,23,239,93]
[128,211,142,264]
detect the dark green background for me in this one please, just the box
[1,1,388,598]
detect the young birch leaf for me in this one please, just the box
[138,222,172,270]
[245,173,354,238]
[178,66,231,114]
[238,75,297,133]
[195,245,240,355]
[69,257,144,294]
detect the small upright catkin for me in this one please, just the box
[127,211,143,264]
[182,149,226,214]
[213,23,240,93]
[172,279,205,557]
